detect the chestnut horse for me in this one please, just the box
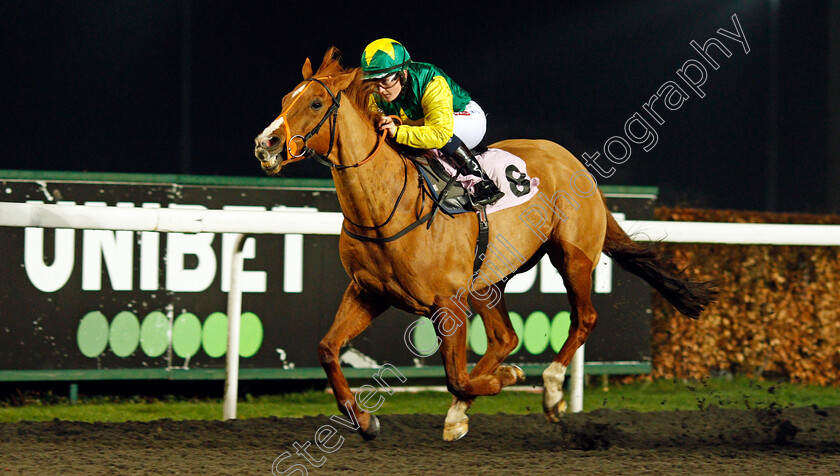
[254,48,716,441]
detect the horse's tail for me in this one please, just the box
[601,207,717,319]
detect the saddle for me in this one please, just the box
[410,147,489,216]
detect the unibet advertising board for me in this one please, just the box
[0,172,656,381]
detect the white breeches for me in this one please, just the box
[453,101,487,150]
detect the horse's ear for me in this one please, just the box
[332,69,357,92]
[302,58,313,79]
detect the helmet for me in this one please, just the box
[361,38,412,80]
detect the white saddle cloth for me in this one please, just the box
[434,148,540,214]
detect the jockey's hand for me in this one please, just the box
[377,116,397,137]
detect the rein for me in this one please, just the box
[342,152,410,231]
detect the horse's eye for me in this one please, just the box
[311,99,322,110]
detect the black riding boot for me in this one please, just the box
[445,143,505,207]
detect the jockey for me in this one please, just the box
[361,38,504,207]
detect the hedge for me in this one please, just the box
[648,207,840,386]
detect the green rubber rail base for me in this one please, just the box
[0,362,650,382]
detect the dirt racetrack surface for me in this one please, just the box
[1,405,839,475]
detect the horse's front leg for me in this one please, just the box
[318,282,388,440]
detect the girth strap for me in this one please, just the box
[473,207,490,275]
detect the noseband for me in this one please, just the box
[276,77,383,170]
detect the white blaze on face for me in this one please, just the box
[257,82,310,147]
[542,362,567,409]
[290,83,307,99]
[257,116,284,146]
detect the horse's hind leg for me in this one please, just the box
[318,282,388,440]
[542,243,598,423]
[435,291,523,441]
[467,281,523,380]
[444,282,525,441]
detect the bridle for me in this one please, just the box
[274,76,384,170]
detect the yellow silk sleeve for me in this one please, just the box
[394,76,454,149]
[367,94,381,113]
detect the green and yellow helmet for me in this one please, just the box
[361,38,412,80]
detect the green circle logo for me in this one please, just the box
[172,312,202,358]
[239,312,264,358]
[550,311,571,353]
[509,312,524,354]
[109,311,140,357]
[523,311,551,355]
[77,311,109,358]
[140,311,169,358]
[469,315,487,355]
[411,317,438,355]
[202,312,228,358]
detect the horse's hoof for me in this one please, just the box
[359,413,380,441]
[495,365,526,385]
[543,398,567,423]
[443,417,469,442]
[509,364,526,384]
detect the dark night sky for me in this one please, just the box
[1,1,836,212]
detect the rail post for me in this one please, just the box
[223,233,248,420]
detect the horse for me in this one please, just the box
[253,48,716,441]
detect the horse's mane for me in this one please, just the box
[314,47,380,126]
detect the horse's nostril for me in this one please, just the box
[262,136,279,149]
